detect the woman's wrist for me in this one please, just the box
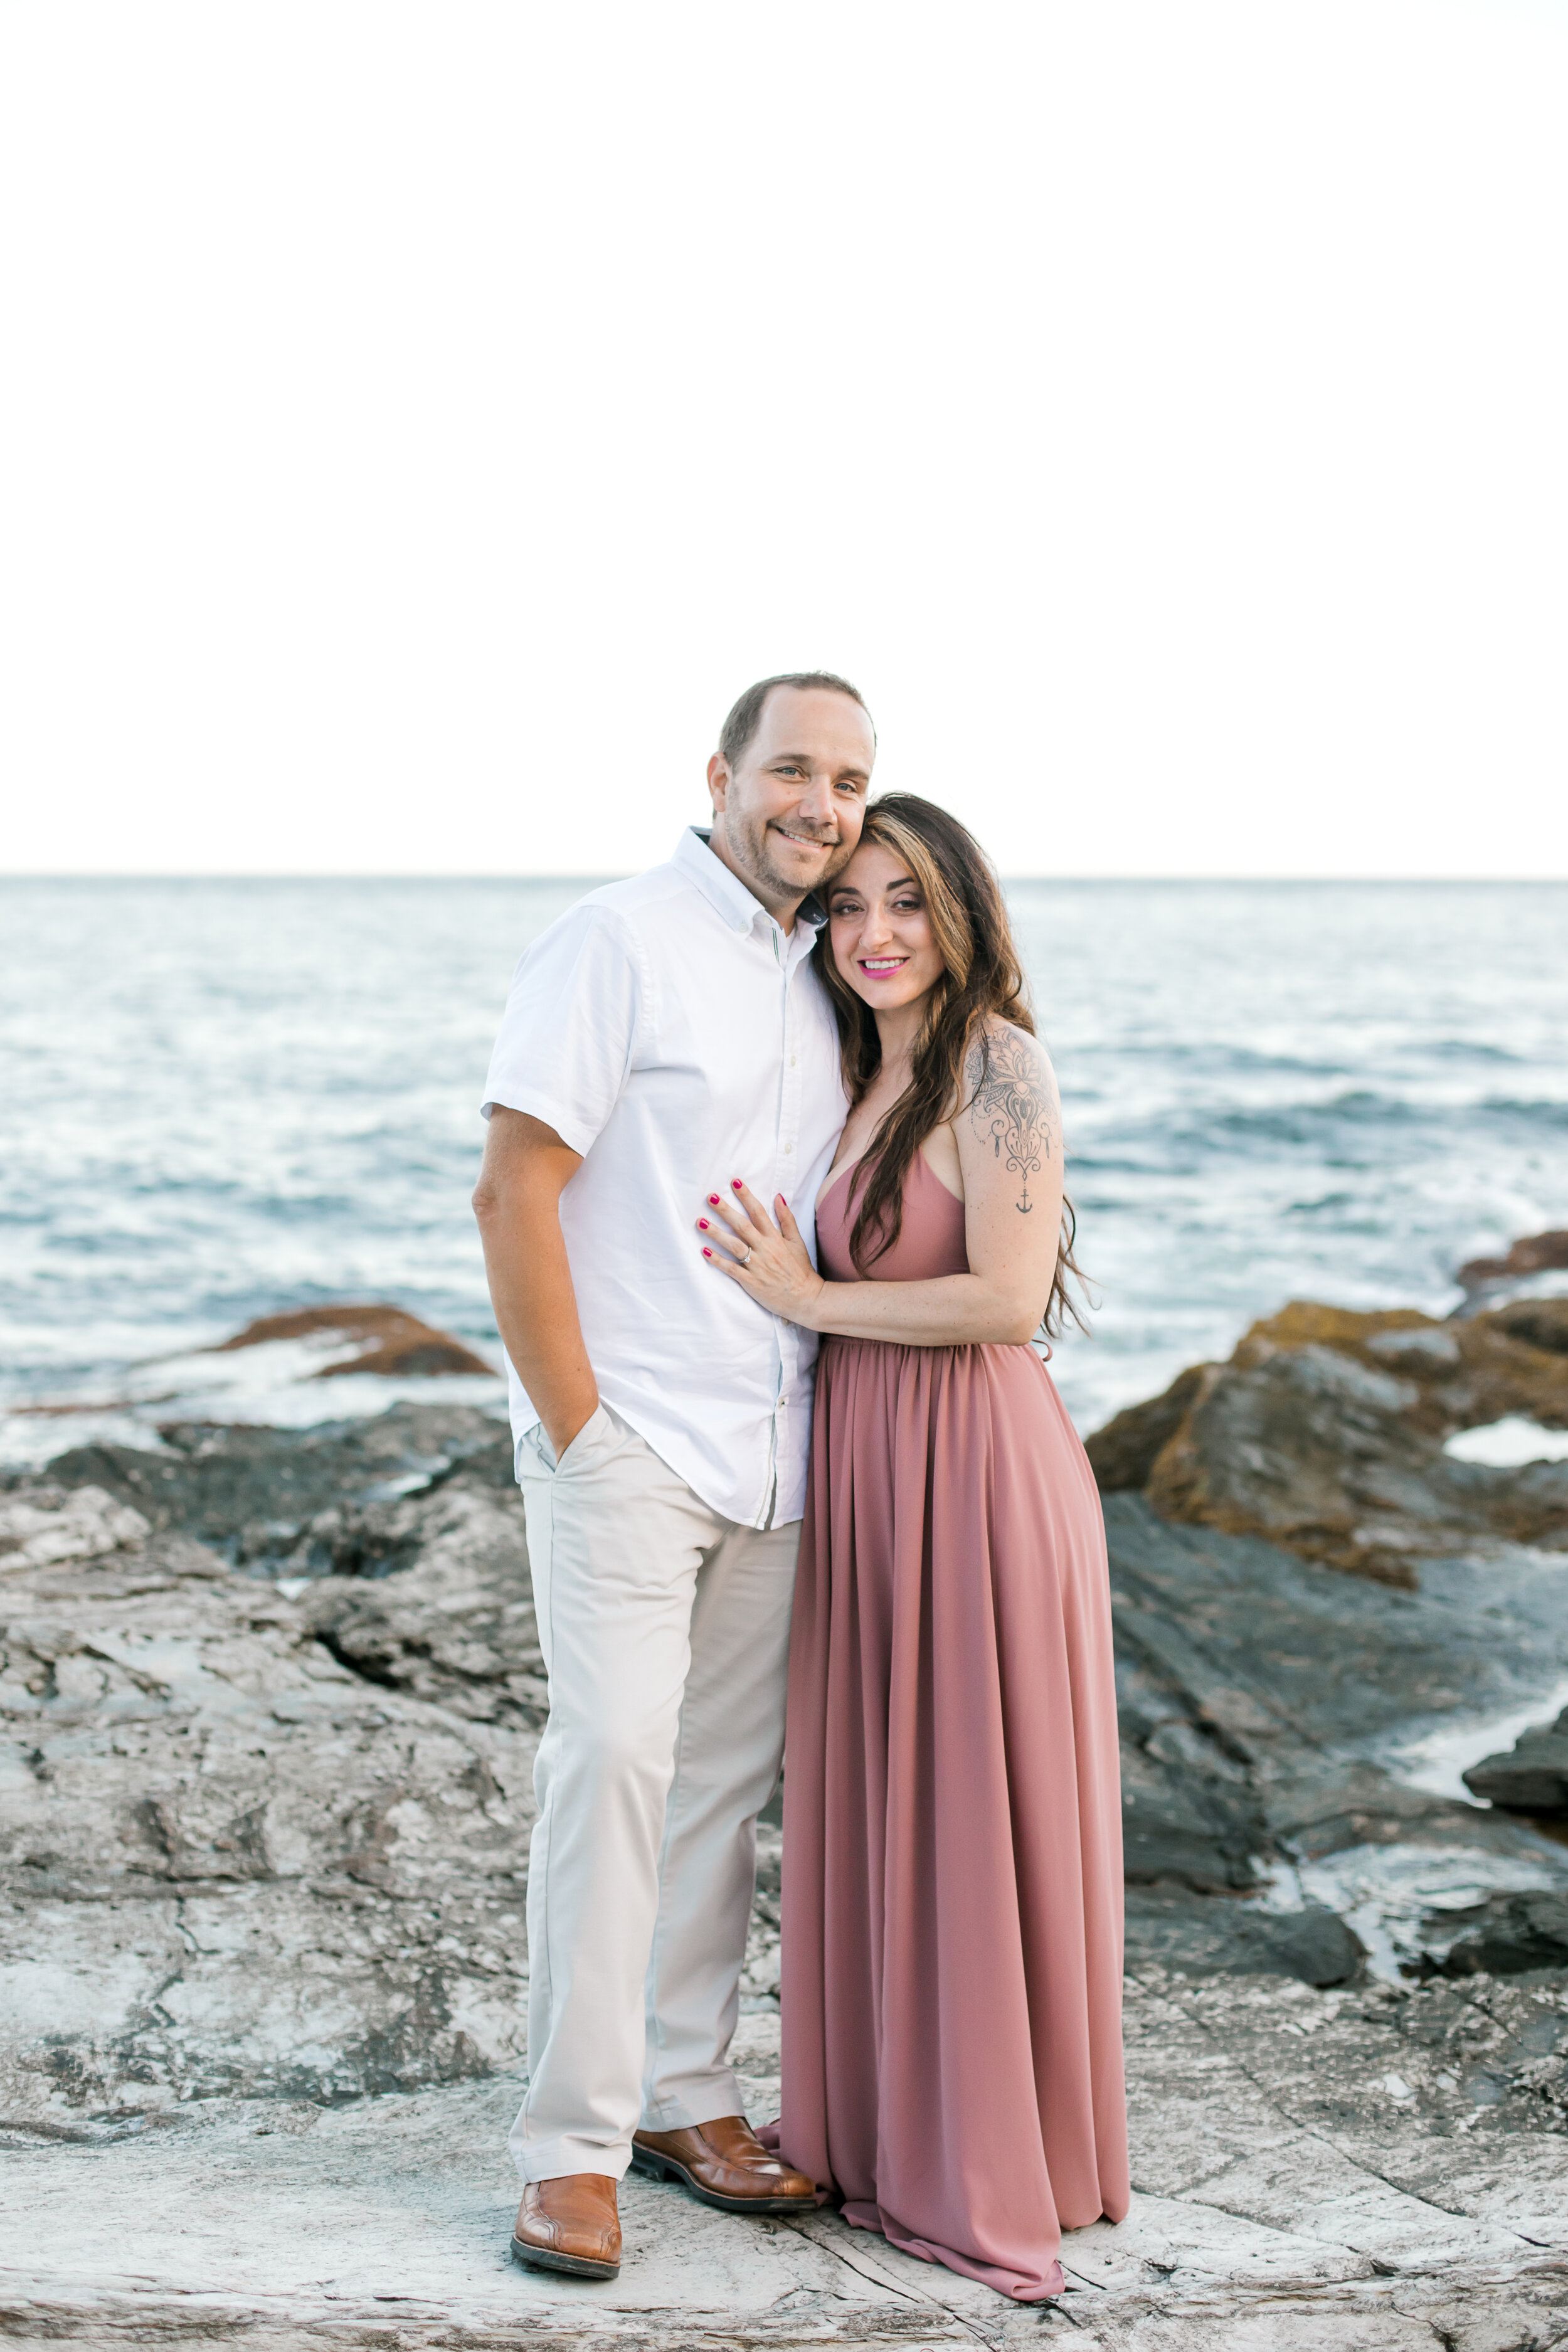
[805,1275,861,1335]
[795,1274,830,1332]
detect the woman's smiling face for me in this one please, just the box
[826,839,947,1013]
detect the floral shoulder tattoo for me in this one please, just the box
[965,1029,1059,1216]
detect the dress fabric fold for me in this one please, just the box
[771,1150,1130,2302]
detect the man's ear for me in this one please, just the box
[706,751,730,813]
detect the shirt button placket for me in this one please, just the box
[768,928,795,1518]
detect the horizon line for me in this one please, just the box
[2,871,1564,887]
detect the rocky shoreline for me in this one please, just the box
[4,1263,1568,2341]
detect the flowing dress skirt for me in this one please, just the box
[771,1161,1130,2300]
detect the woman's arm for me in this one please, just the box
[703,1022,1064,1346]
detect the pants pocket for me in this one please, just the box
[534,1402,612,1476]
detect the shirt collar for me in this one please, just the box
[674,826,825,941]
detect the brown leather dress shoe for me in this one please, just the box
[631,2116,817,2213]
[510,2174,621,2279]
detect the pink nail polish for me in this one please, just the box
[708,1194,720,1205]
[731,1179,743,1191]
[699,1219,709,1230]
[702,1247,712,1258]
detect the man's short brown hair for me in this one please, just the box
[718,672,874,769]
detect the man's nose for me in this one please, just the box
[795,770,837,829]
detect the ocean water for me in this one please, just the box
[3,877,1566,1463]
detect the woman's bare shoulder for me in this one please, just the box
[956,1019,1062,1192]
[963,1015,1058,1098]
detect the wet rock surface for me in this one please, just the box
[1436,1892,1568,1979]
[1466,1703,1568,1815]
[5,1378,1568,2336]
[1107,1491,1568,1981]
[1088,1297,1568,1583]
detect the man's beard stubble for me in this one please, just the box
[729,803,854,904]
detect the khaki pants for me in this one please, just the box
[509,1401,800,2183]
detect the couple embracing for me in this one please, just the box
[474,672,1129,2305]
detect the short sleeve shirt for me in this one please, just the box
[480,828,849,1527]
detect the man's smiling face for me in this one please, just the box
[706,686,876,918]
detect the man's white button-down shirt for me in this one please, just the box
[481,828,849,1528]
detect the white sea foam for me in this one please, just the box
[1444,1416,1568,1467]
[1259,1842,1568,1983]
[1380,1675,1568,1806]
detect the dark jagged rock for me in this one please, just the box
[1086,1300,1568,1584]
[1434,1892,1568,1978]
[1104,1491,1566,1752]
[299,1477,548,1728]
[1125,1890,1363,1986]
[1464,1707,1568,1814]
[1118,1738,1268,1893]
[25,1404,512,1576]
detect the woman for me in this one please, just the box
[698,794,1128,2302]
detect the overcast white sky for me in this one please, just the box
[2,0,1565,878]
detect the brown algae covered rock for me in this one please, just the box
[206,1303,495,1380]
[1458,1227,1568,1294]
[1088,1298,1568,1584]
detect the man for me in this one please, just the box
[474,672,876,2280]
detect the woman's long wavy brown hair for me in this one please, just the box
[812,792,1088,1338]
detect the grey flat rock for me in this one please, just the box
[4,1993,1567,2347]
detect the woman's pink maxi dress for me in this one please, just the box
[772,1151,1130,2302]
